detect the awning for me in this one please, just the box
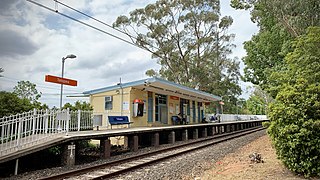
[83,77,221,102]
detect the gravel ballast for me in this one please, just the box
[112,129,266,180]
[9,129,266,180]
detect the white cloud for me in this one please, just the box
[0,0,257,107]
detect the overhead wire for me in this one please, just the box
[54,0,175,58]
[54,0,140,43]
[26,0,139,48]
[26,0,206,84]
[26,0,180,73]
[54,0,206,81]
[0,75,83,93]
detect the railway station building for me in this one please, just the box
[83,77,221,127]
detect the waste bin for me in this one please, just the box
[171,116,180,125]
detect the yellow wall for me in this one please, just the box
[90,87,208,127]
[129,88,148,126]
[167,96,180,125]
[90,87,131,127]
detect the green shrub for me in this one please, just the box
[262,121,270,128]
[268,79,320,177]
[268,27,320,177]
[48,146,62,155]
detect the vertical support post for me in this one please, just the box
[62,143,75,166]
[128,135,139,151]
[32,109,36,135]
[77,110,81,131]
[211,126,216,135]
[124,136,129,150]
[66,108,70,135]
[193,129,198,139]
[133,135,138,151]
[151,133,159,147]
[14,159,19,175]
[168,131,175,144]
[45,109,48,134]
[202,128,207,138]
[182,129,188,141]
[16,117,22,148]
[100,138,111,159]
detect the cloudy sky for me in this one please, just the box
[0,0,258,108]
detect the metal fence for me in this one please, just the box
[0,109,267,156]
[205,114,267,122]
[0,109,93,156]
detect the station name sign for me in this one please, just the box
[170,96,180,100]
[45,75,77,86]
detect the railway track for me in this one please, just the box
[40,127,265,180]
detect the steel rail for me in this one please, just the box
[40,127,265,180]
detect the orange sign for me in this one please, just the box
[45,75,77,86]
[170,96,179,100]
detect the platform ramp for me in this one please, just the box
[0,109,93,163]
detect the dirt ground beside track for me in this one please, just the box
[200,135,310,180]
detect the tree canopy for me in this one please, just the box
[232,0,320,176]
[13,81,42,103]
[0,81,48,118]
[231,0,320,90]
[62,101,93,111]
[0,91,33,117]
[113,0,241,110]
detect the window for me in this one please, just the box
[105,96,113,110]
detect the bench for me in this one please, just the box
[108,116,133,129]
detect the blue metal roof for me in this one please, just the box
[83,77,222,101]
[83,78,149,95]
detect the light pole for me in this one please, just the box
[60,54,76,109]
[117,78,123,116]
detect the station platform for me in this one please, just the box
[0,119,267,175]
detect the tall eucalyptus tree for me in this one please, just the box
[113,0,241,103]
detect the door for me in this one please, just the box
[155,94,168,124]
[192,101,196,123]
[147,92,153,123]
[159,105,168,124]
[198,102,202,122]
[183,104,188,123]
